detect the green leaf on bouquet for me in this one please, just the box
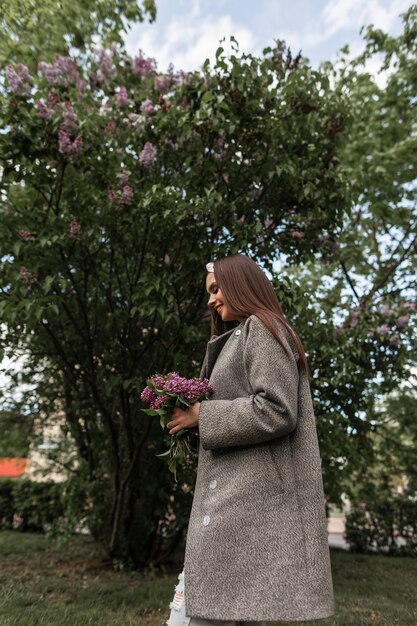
[141,408,160,416]
[155,449,171,458]
[141,408,168,419]
[174,397,191,407]
[168,458,178,481]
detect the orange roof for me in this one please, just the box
[0,458,28,477]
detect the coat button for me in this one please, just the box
[203,515,210,526]
[209,479,217,489]
[235,329,241,336]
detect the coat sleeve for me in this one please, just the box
[198,315,299,450]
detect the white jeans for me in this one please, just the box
[166,570,267,626]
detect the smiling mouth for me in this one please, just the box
[216,306,223,314]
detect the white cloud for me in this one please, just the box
[125,11,256,72]
[277,0,410,59]
[322,0,410,38]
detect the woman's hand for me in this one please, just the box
[167,402,201,435]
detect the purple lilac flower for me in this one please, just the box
[19,266,37,283]
[55,56,78,78]
[6,64,32,95]
[97,49,117,80]
[172,70,189,86]
[38,56,79,86]
[58,130,83,158]
[264,219,274,229]
[69,219,81,239]
[76,78,87,96]
[47,91,61,110]
[403,302,416,311]
[376,324,390,335]
[128,113,140,125]
[180,98,190,109]
[38,60,66,84]
[89,71,103,89]
[389,335,400,347]
[291,230,305,238]
[117,171,130,187]
[104,121,117,135]
[141,386,156,404]
[132,51,157,76]
[36,100,54,119]
[396,315,409,328]
[60,105,79,135]
[120,186,133,205]
[108,185,134,207]
[140,99,155,114]
[154,75,172,93]
[349,310,360,328]
[18,229,35,241]
[108,189,118,203]
[147,372,213,404]
[116,86,130,107]
[152,395,169,409]
[139,142,156,166]
[160,96,172,111]
[148,374,167,390]
[17,64,32,82]
[378,304,392,316]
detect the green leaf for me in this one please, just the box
[155,449,170,458]
[201,91,213,103]
[42,276,54,294]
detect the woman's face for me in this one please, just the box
[206,272,246,322]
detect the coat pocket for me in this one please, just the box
[266,442,285,494]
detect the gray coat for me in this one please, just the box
[184,314,335,622]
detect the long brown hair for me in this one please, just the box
[208,254,310,379]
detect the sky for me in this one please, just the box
[125,0,411,73]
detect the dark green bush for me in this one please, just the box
[0,478,65,532]
[12,479,65,532]
[0,478,15,529]
[345,495,417,556]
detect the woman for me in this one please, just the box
[166,254,335,625]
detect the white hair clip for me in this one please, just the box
[206,262,215,272]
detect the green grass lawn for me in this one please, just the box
[0,531,415,626]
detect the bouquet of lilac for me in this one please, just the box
[140,372,213,479]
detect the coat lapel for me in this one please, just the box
[203,328,236,380]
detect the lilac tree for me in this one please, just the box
[0,41,350,562]
[1,9,415,562]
